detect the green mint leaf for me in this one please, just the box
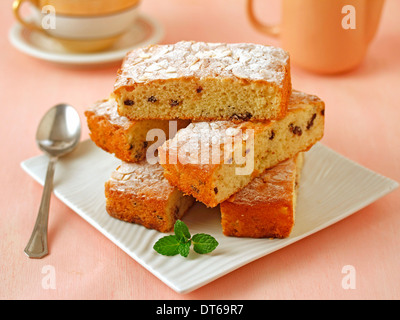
[174,220,191,242]
[153,221,219,258]
[192,233,219,254]
[177,240,191,258]
[153,235,180,256]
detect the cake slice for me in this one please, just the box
[158,90,324,208]
[220,153,304,238]
[113,41,291,121]
[85,98,190,162]
[105,160,195,233]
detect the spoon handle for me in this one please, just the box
[24,156,58,259]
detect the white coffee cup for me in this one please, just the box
[13,0,141,52]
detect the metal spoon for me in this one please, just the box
[24,104,81,259]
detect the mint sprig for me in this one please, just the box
[153,220,218,258]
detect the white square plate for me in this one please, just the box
[21,140,398,294]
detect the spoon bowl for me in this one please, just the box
[36,104,81,157]
[24,104,81,259]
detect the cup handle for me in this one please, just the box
[246,0,280,37]
[13,0,42,32]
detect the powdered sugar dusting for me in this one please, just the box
[109,161,174,199]
[115,41,289,89]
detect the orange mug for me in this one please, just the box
[247,0,385,74]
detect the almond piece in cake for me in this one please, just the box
[113,41,291,121]
[105,161,195,233]
[85,98,190,162]
[158,90,324,208]
[220,153,304,238]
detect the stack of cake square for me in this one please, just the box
[85,41,325,238]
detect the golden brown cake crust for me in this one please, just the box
[85,98,190,162]
[220,154,304,238]
[85,99,138,162]
[105,161,194,232]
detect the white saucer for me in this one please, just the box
[8,13,164,65]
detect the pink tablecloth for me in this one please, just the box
[1,0,399,299]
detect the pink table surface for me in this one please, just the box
[1,0,399,300]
